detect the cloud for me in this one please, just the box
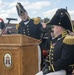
[42,8,58,19]
[19,1,51,10]
[0,0,74,24]
[53,0,61,4]
[42,8,74,20]
[0,1,52,23]
[69,10,74,20]
[0,1,17,23]
[0,1,5,10]
[31,11,37,14]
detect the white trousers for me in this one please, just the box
[38,45,41,71]
[35,70,66,75]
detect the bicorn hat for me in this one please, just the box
[47,8,73,32]
[16,2,26,16]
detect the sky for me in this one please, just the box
[0,0,74,24]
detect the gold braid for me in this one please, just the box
[65,12,74,32]
[16,3,25,13]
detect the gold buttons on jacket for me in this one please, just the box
[28,34,30,35]
[52,61,53,64]
[50,50,52,52]
[27,25,29,27]
[23,30,25,31]
[28,31,29,32]
[51,54,53,56]
[27,28,29,30]
[51,58,53,60]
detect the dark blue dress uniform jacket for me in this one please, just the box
[49,34,74,74]
[18,19,42,39]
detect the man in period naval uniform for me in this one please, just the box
[16,2,47,39]
[16,2,48,70]
[36,8,74,75]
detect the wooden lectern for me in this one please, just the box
[0,34,40,75]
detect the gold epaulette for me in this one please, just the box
[16,24,20,30]
[32,17,40,24]
[63,35,74,45]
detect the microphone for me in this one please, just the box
[6,18,17,21]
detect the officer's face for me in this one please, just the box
[52,25,61,37]
[19,12,28,20]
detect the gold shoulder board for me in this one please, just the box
[63,35,74,45]
[33,18,40,25]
